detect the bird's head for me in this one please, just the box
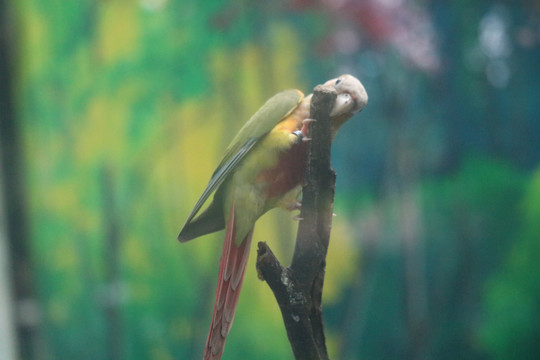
[322,74,368,133]
[325,74,368,117]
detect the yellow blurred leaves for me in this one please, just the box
[77,95,129,166]
[324,219,359,304]
[54,243,79,270]
[98,0,140,63]
[237,45,264,116]
[15,2,49,78]
[175,99,222,196]
[149,347,175,360]
[268,23,304,90]
[125,236,152,272]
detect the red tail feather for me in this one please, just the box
[203,202,253,360]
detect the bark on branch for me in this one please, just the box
[256,84,337,360]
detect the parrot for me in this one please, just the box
[178,74,368,360]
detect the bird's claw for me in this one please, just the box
[300,118,316,136]
[293,118,316,144]
[284,200,302,211]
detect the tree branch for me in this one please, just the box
[256,84,337,360]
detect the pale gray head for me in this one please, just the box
[324,74,368,117]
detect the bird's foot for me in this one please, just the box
[292,118,316,144]
[282,200,301,212]
[300,118,316,140]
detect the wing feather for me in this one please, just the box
[178,138,257,241]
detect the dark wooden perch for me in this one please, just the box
[256,84,337,360]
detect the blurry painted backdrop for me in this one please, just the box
[1,0,540,359]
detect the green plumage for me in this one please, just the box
[178,89,304,242]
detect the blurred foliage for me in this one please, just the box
[479,169,540,360]
[4,0,540,359]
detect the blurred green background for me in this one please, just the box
[1,0,540,359]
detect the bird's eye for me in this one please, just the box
[335,78,342,86]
